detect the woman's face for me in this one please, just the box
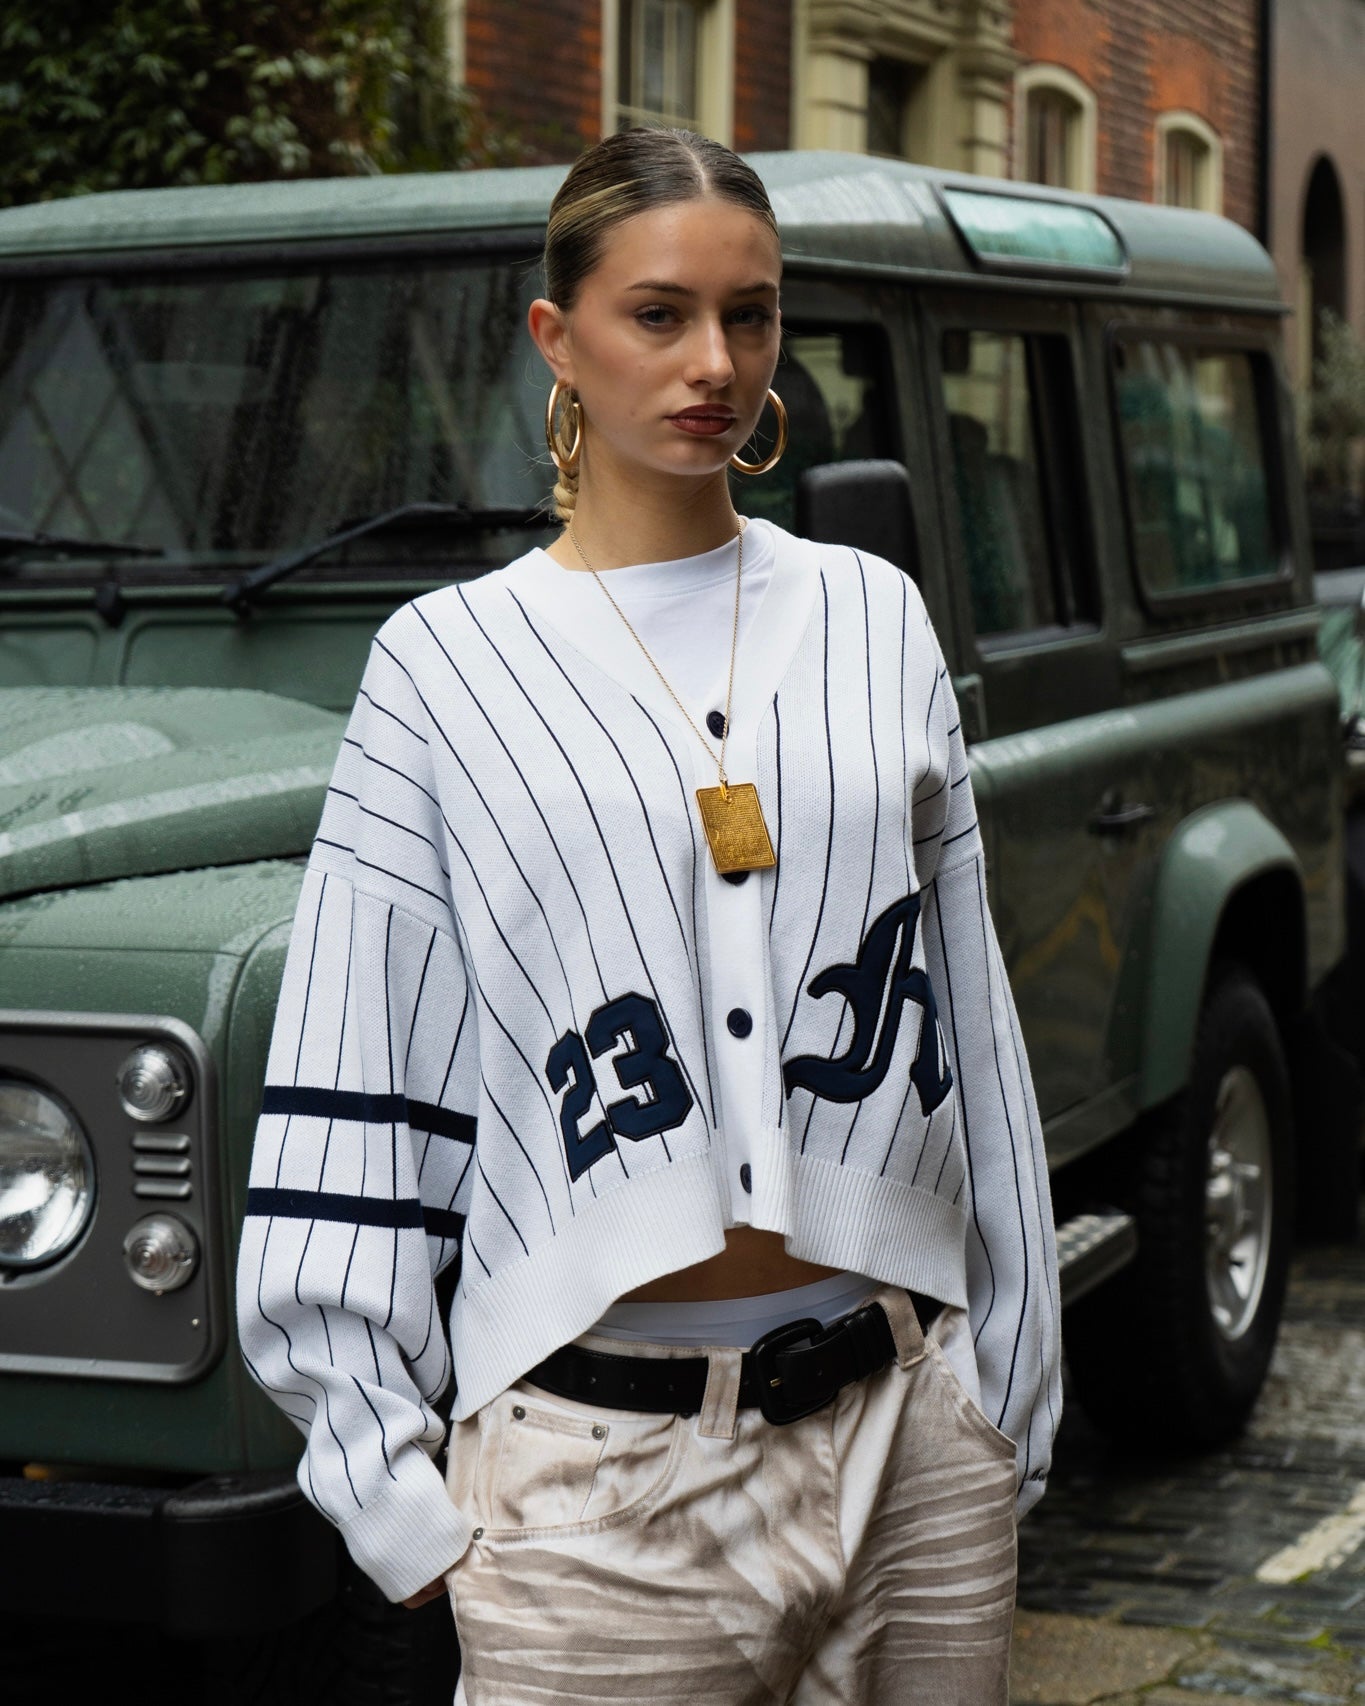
[534,196,783,483]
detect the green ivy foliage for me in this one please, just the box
[1303,311,1365,497]
[0,0,525,207]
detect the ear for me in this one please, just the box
[528,298,573,383]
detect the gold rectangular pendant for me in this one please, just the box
[695,783,776,874]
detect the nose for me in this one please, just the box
[683,315,736,389]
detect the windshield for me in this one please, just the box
[0,252,550,577]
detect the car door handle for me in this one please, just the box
[1088,801,1155,835]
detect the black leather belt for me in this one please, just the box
[523,1292,943,1426]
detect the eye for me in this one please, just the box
[730,305,775,327]
[635,305,677,328]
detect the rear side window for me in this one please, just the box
[739,327,895,529]
[1113,339,1282,598]
[940,328,1092,640]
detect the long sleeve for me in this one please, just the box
[917,657,1062,1518]
[236,628,480,1601]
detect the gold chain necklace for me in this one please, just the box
[566,522,776,876]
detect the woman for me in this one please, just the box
[237,127,1060,1704]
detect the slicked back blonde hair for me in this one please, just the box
[541,128,779,520]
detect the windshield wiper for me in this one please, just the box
[0,527,165,562]
[222,501,553,615]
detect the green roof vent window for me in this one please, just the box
[941,187,1128,279]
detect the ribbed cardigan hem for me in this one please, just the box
[747,1118,968,1306]
[445,1144,970,1420]
[335,1444,471,1603]
[448,1150,730,1420]
[787,1151,969,1309]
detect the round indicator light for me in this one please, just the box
[116,1044,189,1124]
[123,1214,198,1293]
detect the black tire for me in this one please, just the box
[1065,965,1294,1449]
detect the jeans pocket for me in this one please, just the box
[443,1409,482,1531]
[925,1332,1019,1464]
[483,1381,682,1538]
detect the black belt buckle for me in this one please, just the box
[749,1315,830,1425]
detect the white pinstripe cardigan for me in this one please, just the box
[236,522,1061,1602]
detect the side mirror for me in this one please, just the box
[795,460,920,584]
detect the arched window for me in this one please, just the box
[1155,112,1223,213]
[1014,65,1097,193]
[1300,154,1348,378]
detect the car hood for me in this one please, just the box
[0,687,344,902]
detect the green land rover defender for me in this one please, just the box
[0,155,1356,1686]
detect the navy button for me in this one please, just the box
[721,869,750,885]
[739,1163,752,1193]
[726,1008,753,1038]
[706,709,727,738]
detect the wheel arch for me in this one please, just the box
[1137,800,1305,1113]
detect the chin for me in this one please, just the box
[596,427,736,483]
[633,448,734,482]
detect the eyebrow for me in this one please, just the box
[625,279,779,297]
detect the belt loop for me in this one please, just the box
[878,1286,927,1369]
[697,1346,743,1439]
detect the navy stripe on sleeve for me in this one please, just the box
[407,1100,476,1146]
[248,1187,423,1228]
[422,1204,468,1240]
[247,1186,466,1241]
[260,1085,475,1147]
[262,1086,406,1123]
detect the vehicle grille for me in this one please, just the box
[131,1131,192,1202]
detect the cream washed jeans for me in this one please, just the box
[443,1286,1018,1705]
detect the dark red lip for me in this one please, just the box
[667,406,738,438]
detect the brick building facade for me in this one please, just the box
[1265,0,1365,390]
[462,0,604,160]
[1011,0,1261,230]
[451,2,1263,234]
[457,0,794,162]
[734,0,792,153]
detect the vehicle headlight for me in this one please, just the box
[0,1079,96,1268]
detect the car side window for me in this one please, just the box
[738,327,895,529]
[1113,339,1281,597]
[939,328,1091,641]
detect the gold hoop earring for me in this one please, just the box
[545,378,583,473]
[730,389,788,476]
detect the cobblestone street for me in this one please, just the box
[1011,1211,1365,1703]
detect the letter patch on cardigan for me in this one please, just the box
[782,890,952,1112]
[546,992,694,1181]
